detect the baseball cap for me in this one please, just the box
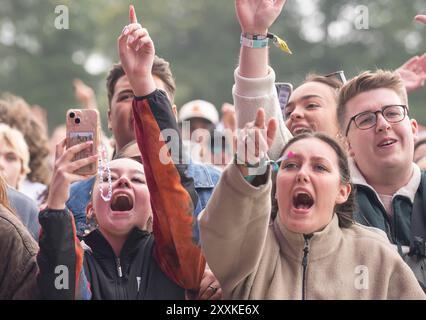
[178,100,219,125]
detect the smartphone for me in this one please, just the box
[324,70,347,84]
[66,109,100,175]
[275,82,293,120]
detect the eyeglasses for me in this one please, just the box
[345,104,408,137]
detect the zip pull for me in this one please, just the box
[302,235,311,267]
[116,257,123,278]
[301,234,312,300]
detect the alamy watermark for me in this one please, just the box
[354,5,369,30]
[54,5,69,30]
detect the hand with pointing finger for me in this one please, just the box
[118,5,156,97]
[235,108,277,177]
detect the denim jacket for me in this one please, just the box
[66,161,220,242]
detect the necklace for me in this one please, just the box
[98,144,112,202]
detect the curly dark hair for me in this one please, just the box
[271,132,356,229]
[0,93,51,184]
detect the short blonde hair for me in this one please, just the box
[0,123,31,185]
[337,70,408,132]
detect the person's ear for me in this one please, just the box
[345,138,354,157]
[411,118,419,144]
[86,202,94,220]
[336,183,351,205]
[107,108,112,131]
[172,104,178,122]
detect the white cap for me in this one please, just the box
[178,100,219,125]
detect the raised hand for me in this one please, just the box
[118,5,156,97]
[395,54,426,93]
[47,139,97,210]
[235,0,287,34]
[415,15,426,25]
[73,79,97,109]
[235,108,277,176]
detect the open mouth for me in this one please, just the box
[377,138,397,148]
[292,126,312,135]
[110,193,134,211]
[292,192,314,210]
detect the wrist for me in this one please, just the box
[46,199,66,211]
[240,33,269,49]
[242,29,268,37]
[130,76,157,97]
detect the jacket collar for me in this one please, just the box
[349,158,421,204]
[84,227,150,260]
[273,214,343,262]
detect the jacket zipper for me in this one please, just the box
[115,257,126,300]
[301,235,311,300]
[116,257,123,278]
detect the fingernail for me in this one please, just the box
[122,26,129,35]
[127,35,134,44]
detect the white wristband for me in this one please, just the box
[240,34,269,49]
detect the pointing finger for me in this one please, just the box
[267,118,278,148]
[254,108,266,129]
[129,5,138,24]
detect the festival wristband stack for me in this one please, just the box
[234,151,296,183]
[240,32,292,54]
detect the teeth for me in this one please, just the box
[296,204,310,209]
[380,140,395,146]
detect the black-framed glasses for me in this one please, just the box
[345,104,408,136]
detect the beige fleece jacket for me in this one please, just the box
[199,164,426,300]
[233,67,292,161]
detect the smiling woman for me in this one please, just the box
[199,128,426,299]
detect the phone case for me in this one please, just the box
[275,82,293,119]
[66,109,100,175]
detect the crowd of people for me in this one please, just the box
[1,0,426,300]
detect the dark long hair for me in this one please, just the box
[271,132,355,228]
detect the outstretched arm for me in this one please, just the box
[199,109,277,297]
[233,0,292,160]
[118,5,205,291]
[395,15,426,93]
[37,140,96,299]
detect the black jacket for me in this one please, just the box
[37,90,205,299]
[38,208,184,300]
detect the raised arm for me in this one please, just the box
[37,139,96,299]
[199,109,276,296]
[118,5,205,291]
[233,0,292,160]
[394,15,426,93]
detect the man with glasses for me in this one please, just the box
[337,70,426,289]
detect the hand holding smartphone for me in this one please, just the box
[66,109,100,175]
